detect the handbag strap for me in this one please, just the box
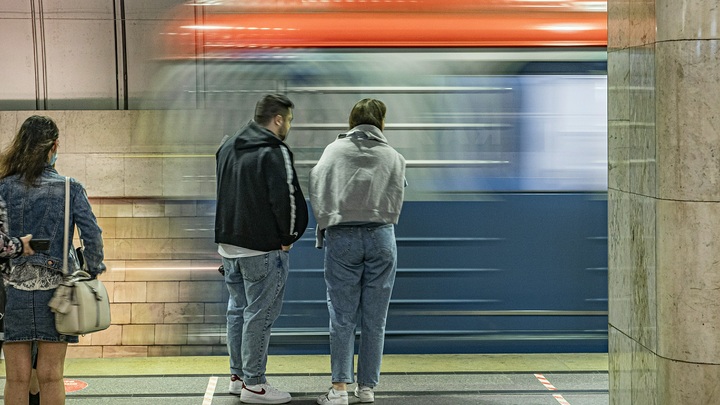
[62,176,70,276]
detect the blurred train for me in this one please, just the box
[151,0,609,353]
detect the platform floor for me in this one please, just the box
[0,353,609,404]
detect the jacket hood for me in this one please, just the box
[234,120,284,150]
[338,124,388,143]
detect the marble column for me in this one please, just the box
[608,0,720,403]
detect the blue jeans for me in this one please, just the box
[223,250,289,385]
[324,224,397,387]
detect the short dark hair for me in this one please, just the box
[349,98,386,129]
[254,94,294,126]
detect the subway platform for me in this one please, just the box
[0,353,608,404]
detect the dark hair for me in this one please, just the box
[254,94,294,126]
[349,98,386,129]
[0,115,59,185]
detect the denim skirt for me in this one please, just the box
[4,286,79,343]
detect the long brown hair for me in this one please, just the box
[0,115,59,185]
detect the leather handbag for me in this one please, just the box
[48,177,111,335]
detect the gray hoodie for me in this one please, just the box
[309,124,406,248]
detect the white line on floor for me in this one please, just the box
[202,376,219,405]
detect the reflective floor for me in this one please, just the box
[0,353,609,404]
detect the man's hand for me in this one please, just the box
[281,244,292,252]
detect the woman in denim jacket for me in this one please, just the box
[0,115,105,405]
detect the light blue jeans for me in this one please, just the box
[324,224,397,388]
[223,250,289,385]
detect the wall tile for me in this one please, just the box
[187,324,221,345]
[192,266,225,281]
[163,303,205,324]
[114,281,147,303]
[169,216,214,239]
[628,0,656,47]
[64,111,136,153]
[122,325,155,345]
[66,346,103,359]
[178,281,226,303]
[125,157,164,197]
[131,217,170,238]
[131,238,173,260]
[657,0,720,42]
[133,200,167,217]
[162,157,216,198]
[147,281,179,302]
[86,154,125,197]
[111,303,132,324]
[56,155,87,186]
[627,193,657,351]
[608,0,630,50]
[131,303,165,324]
[97,217,117,239]
[103,345,148,358]
[164,200,198,217]
[172,238,218,260]
[657,200,720,363]
[97,199,134,217]
[148,346,183,357]
[125,260,194,281]
[656,40,720,202]
[204,303,227,324]
[658,356,720,403]
[608,190,632,335]
[155,324,188,345]
[628,44,656,199]
[115,218,134,238]
[608,50,630,121]
[91,325,123,345]
[630,339,658,405]
[0,112,18,144]
[0,3,31,17]
[180,346,217,356]
[608,121,630,192]
[104,239,132,261]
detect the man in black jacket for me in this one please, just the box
[215,94,308,404]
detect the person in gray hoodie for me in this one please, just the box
[310,99,406,405]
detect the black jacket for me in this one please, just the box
[215,121,308,251]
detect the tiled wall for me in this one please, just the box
[608,0,720,403]
[0,111,234,358]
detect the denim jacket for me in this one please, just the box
[0,166,105,277]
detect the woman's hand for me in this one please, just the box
[20,234,34,256]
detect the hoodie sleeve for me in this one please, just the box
[264,145,299,247]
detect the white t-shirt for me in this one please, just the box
[218,243,267,258]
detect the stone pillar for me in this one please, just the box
[608,1,720,403]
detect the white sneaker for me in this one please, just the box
[229,374,243,395]
[316,388,348,405]
[354,385,375,403]
[241,382,292,404]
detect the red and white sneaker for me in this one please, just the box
[229,374,243,395]
[241,382,292,404]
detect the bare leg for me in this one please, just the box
[35,341,68,405]
[3,341,33,405]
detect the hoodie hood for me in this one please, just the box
[338,124,388,144]
[234,120,283,150]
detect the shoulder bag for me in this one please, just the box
[48,177,111,335]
